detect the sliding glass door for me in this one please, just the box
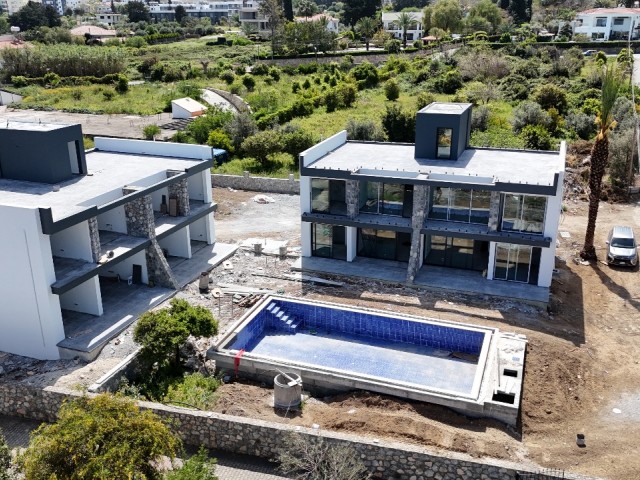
[494,243,532,283]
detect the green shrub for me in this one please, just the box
[346,118,386,141]
[520,124,552,150]
[103,90,115,101]
[471,106,490,132]
[165,447,218,480]
[381,105,415,142]
[384,79,400,101]
[565,111,596,140]
[242,74,256,91]
[433,70,463,94]
[511,101,551,133]
[351,61,379,88]
[43,72,61,87]
[11,75,28,87]
[115,74,129,94]
[142,124,161,140]
[164,372,221,410]
[385,39,401,53]
[220,70,235,85]
[207,129,233,153]
[533,84,568,113]
[251,63,270,75]
[416,92,435,110]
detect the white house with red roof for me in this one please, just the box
[573,7,640,41]
[294,14,340,33]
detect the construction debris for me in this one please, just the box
[252,194,275,204]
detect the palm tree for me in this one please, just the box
[393,12,415,48]
[581,65,623,260]
[355,16,379,51]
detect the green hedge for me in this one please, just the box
[11,73,126,88]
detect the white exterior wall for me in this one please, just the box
[574,11,640,40]
[188,171,208,202]
[172,104,191,120]
[150,187,170,212]
[382,12,423,40]
[94,137,213,160]
[102,250,148,284]
[189,215,214,244]
[97,205,127,234]
[50,221,93,261]
[346,226,356,261]
[299,131,347,168]
[0,205,64,360]
[202,169,213,203]
[59,276,103,315]
[300,176,312,257]
[159,227,192,258]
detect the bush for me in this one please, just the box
[142,124,161,140]
[164,372,221,410]
[277,434,371,480]
[416,92,435,110]
[115,74,129,94]
[565,112,596,140]
[533,84,568,113]
[384,79,400,101]
[0,429,10,480]
[381,105,415,143]
[346,119,386,141]
[609,129,635,194]
[165,447,218,480]
[251,63,270,75]
[242,74,256,91]
[241,130,285,165]
[385,39,401,53]
[471,105,490,132]
[280,127,314,158]
[511,101,551,133]
[220,70,235,85]
[43,72,61,87]
[351,62,379,88]
[520,124,552,150]
[433,70,463,94]
[20,394,180,480]
[207,129,233,153]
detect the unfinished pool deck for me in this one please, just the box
[293,256,550,305]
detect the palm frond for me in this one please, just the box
[598,64,623,135]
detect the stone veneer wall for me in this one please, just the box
[212,173,299,195]
[407,185,429,283]
[123,187,155,238]
[146,239,178,289]
[167,172,190,217]
[0,382,598,480]
[488,191,501,232]
[88,216,101,263]
[345,180,359,219]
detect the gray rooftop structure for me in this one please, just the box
[301,141,565,195]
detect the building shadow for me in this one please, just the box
[589,263,640,312]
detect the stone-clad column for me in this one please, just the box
[406,185,429,283]
[346,180,359,219]
[488,191,501,232]
[88,216,101,263]
[123,186,178,289]
[167,171,190,216]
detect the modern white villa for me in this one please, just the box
[0,123,222,360]
[297,103,566,304]
[573,7,640,41]
[382,11,423,42]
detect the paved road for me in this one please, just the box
[0,415,288,479]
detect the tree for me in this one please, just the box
[468,0,502,33]
[283,0,294,21]
[507,0,532,24]
[581,65,623,260]
[258,0,285,58]
[134,298,218,369]
[384,79,400,100]
[174,5,187,23]
[343,0,380,27]
[355,16,378,51]
[430,0,462,32]
[381,104,415,142]
[20,394,180,480]
[126,0,149,22]
[297,0,318,18]
[393,11,416,48]
[9,1,59,31]
[0,429,10,480]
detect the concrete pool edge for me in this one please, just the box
[209,295,527,426]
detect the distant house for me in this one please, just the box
[148,1,242,23]
[171,97,208,119]
[95,12,124,26]
[573,7,640,41]
[382,11,423,42]
[69,25,118,40]
[294,13,340,33]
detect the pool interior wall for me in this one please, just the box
[212,296,527,426]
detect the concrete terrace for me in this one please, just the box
[293,256,549,305]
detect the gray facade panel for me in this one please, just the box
[414,104,472,160]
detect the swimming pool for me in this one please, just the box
[210,296,527,425]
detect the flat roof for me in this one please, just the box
[420,102,472,114]
[305,141,564,188]
[0,150,203,221]
[0,121,68,132]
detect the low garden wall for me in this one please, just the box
[0,382,598,480]
[212,173,299,195]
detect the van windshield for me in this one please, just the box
[611,237,636,248]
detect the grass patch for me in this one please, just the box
[163,372,221,410]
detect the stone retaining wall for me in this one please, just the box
[206,88,251,113]
[212,173,300,195]
[0,382,598,480]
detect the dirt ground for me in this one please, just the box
[3,187,640,479]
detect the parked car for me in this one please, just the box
[606,226,638,267]
[583,50,597,56]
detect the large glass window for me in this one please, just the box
[424,236,488,271]
[428,188,490,224]
[494,244,533,283]
[596,17,607,27]
[436,127,452,159]
[501,194,546,234]
[357,228,411,262]
[311,178,346,215]
[359,182,411,217]
[312,223,346,260]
